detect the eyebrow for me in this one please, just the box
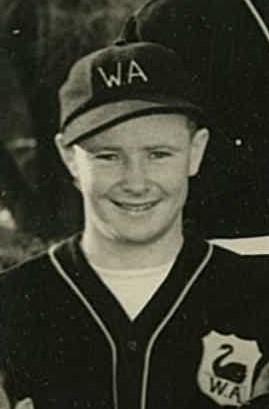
[82,146,122,152]
[143,145,184,151]
[81,144,184,152]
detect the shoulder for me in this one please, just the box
[0,250,50,293]
[209,240,269,274]
[205,242,269,301]
[0,235,76,304]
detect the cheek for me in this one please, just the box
[75,158,99,192]
[78,165,117,198]
[168,179,189,206]
[156,160,190,196]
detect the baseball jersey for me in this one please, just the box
[1,233,269,409]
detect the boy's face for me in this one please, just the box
[61,114,209,244]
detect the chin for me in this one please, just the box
[111,225,173,245]
[116,235,160,245]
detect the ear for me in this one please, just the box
[15,397,34,409]
[189,128,210,176]
[54,133,78,180]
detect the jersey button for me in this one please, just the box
[127,340,137,352]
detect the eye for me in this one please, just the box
[95,152,120,161]
[148,150,173,159]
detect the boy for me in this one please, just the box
[1,41,269,409]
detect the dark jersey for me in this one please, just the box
[1,234,269,409]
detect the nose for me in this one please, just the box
[122,157,149,195]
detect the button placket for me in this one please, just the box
[127,340,137,352]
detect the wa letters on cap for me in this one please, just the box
[97,59,149,88]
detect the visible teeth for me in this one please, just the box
[116,202,156,212]
[124,204,151,211]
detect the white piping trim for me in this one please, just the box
[243,0,269,43]
[140,243,214,409]
[48,244,119,409]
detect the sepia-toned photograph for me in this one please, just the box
[1,0,269,408]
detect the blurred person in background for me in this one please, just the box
[0,141,45,270]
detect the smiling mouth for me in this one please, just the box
[111,200,159,213]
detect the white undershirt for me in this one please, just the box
[91,260,176,320]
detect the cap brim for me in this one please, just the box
[62,98,203,146]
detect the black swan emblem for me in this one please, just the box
[212,344,247,384]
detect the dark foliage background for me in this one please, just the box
[0,0,144,267]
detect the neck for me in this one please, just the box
[81,221,184,270]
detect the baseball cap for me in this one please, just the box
[59,41,205,146]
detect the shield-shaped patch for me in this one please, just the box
[197,331,262,407]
